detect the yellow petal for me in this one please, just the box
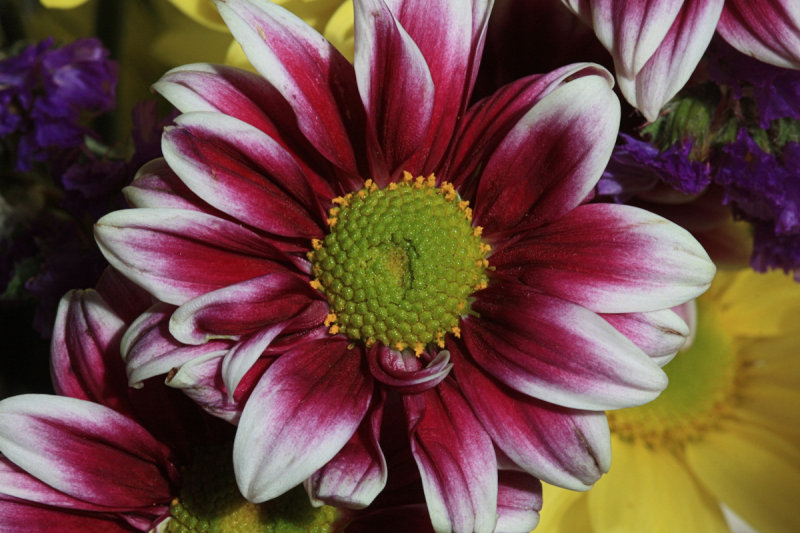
[735,385,800,441]
[323,0,354,62]
[587,437,728,533]
[715,270,800,338]
[40,0,89,8]
[165,0,228,31]
[686,422,800,533]
[536,484,594,533]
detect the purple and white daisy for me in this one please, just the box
[94,0,715,530]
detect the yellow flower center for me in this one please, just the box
[608,299,744,449]
[308,173,490,355]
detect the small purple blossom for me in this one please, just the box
[707,38,800,129]
[716,129,800,235]
[716,129,800,275]
[597,134,711,202]
[0,37,117,171]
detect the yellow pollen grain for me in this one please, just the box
[425,174,436,187]
[328,207,340,217]
[310,279,322,290]
[324,313,337,326]
[311,239,323,250]
[480,243,492,253]
[463,207,473,220]
[357,190,367,199]
[473,226,483,237]
[329,325,340,335]
[332,196,348,206]
[326,217,338,226]
[388,182,398,190]
[451,326,461,338]
[402,171,414,183]
[306,251,315,260]
[473,281,488,290]
[366,337,375,347]
[414,342,424,357]
[396,342,406,351]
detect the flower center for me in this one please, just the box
[166,445,337,532]
[309,173,490,355]
[608,299,742,449]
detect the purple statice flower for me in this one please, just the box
[706,38,800,129]
[716,129,800,275]
[0,37,117,171]
[716,129,800,235]
[598,134,711,202]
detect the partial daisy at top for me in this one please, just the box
[561,0,800,121]
[93,0,715,531]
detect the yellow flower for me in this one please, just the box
[537,269,800,533]
[165,0,354,65]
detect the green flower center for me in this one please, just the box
[609,299,741,449]
[167,445,337,533]
[309,173,490,354]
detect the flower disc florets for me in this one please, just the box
[309,172,490,355]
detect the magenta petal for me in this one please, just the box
[0,457,126,513]
[602,308,689,366]
[404,381,498,533]
[124,158,211,212]
[121,303,231,387]
[354,0,434,179]
[233,338,373,502]
[471,72,619,234]
[169,272,325,344]
[166,351,243,424]
[216,0,363,174]
[496,470,543,533]
[0,496,134,533]
[0,395,174,508]
[380,0,493,172]
[448,63,612,200]
[163,113,325,238]
[491,203,715,313]
[50,290,128,412]
[306,391,386,509]
[563,0,685,77]
[452,346,610,490]
[95,208,295,305]
[463,283,667,410]
[220,323,287,400]
[621,0,724,121]
[366,344,453,393]
[718,0,800,69]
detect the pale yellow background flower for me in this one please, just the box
[537,269,800,533]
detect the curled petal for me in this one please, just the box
[0,395,174,509]
[50,290,128,411]
[491,203,715,314]
[404,381,498,533]
[169,272,325,344]
[220,323,287,400]
[121,303,231,387]
[306,391,387,509]
[367,345,452,393]
[602,308,690,366]
[234,338,373,502]
[496,470,543,533]
[464,283,667,410]
[718,0,800,69]
[0,495,135,533]
[166,351,244,424]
